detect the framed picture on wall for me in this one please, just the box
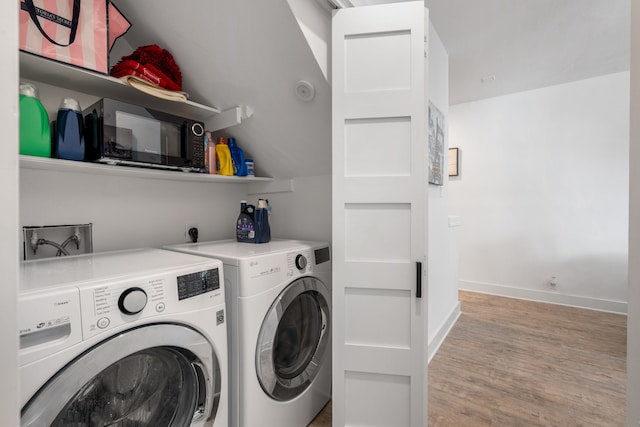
[449,147,460,177]
[428,102,445,185]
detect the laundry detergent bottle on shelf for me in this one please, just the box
[216,137,234,176]
[206,131,217,174]
[236,200,256,243]
[254,199,271,244]
[227,137,247,176]
[53,98,85,161]
[19,82,51,158]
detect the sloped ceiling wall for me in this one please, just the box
[286,0,333,81]
[113,0,331,180]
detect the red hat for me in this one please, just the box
[110,44,182,92]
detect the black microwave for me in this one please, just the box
[83,98,205,171]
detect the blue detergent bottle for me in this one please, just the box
[227,137,248,176]
[254,199,271,244]
[53,98,85,161]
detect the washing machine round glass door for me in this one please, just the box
[21,324,221,427]
[256,276,330,401]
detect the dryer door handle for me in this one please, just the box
[416,261,422,298]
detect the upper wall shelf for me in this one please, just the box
[19,52,220,122]
[19,53,262,179]
[20,156,273,184]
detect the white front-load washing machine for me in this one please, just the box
[19,248,228,427]
[164,240,331,427]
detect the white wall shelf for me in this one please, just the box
[19,53,262,183]
[20,156,273,184]
[19,52,220,122]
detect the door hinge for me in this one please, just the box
[424,36,428,59]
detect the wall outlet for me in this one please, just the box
[184,223,199,243]
[549,276,558,289]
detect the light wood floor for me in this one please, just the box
[309,291,627,426]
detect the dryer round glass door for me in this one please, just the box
[22,324,221,427]
[256,276,331,401]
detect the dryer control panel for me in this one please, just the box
[287,249,313,275]
[285,246,330,275]
[235,243,331,298]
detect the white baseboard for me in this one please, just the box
[459,280,627,315]
[428,301,461,364]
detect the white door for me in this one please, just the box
[332,2,428,426]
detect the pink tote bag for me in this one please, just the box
[19,0,130,75]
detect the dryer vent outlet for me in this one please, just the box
[23,223,93,260]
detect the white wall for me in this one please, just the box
[250,176,332,244]
[427,24,460,360]
[449,72,630,313]
[20,169,248,253]
[18,79,253,254]
[225,0,334,245]
[116,0,332,181]
[627,1,639,424]
[17,82,275,255]
[1,0,19,424]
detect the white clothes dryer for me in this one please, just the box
[164,240,331,427]
[19,248,228,427]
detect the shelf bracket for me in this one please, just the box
[247,179,294,195]
[207,105,254,132]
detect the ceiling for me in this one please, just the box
[350,0,630,104]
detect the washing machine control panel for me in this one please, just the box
[176,268,220,300]
[79,266,223,339]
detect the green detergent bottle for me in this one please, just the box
[19,82,51,158]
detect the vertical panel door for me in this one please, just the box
[332,2,428,426]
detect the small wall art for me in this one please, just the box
[448,147,460,177]
[428,102,445,185]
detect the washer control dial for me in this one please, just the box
[295,254,307,271]
[118,287,148,315]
